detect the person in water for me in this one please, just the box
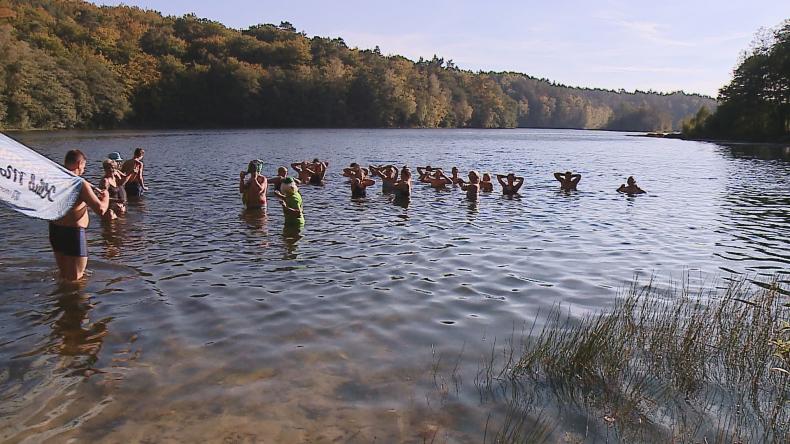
[370,164,398,193]
[497,173,524,195]
[393,166,412,199]
[480,173,494,192]
[99,159,126,219]
[350,167,376,198]
[416,166,434,181]
[421,169,452,190]
[51,150,110,281]
[269,166,293,192]
[291,161,316,184]
[309,158,329,185]
[449,167,463,185]
[459,170,481,200]
[239,160,268,209]
[553,171,582,191]
[617,176,646,194]
[120,148,147,197]
[343,163,368,178]
[275,177,305,226]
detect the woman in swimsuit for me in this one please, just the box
[480,173,494,192]
[309,158,329,185]
[553,171,582,191]
[370,164,398,193]
[449,167,463,185]
[240,160,268,210]
[350,167,375,199]
[393,167,412,199]
[497,173,524,195]
[100,159,125,220]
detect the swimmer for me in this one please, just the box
[480,173,494,192]
[416,166,434,181]
[449,167,463,185]
[393,166,412,199]
[120,147,148,197]
[291,161,316,184]
[274,177,305,226]
[343,163,368,178]
[459,171,481,200]
[422,169,452,189]
[240,160,268,209]
[497,173,524,195]
[50,150,110,281]
[309,158,329,185]
[370,164,398,193]
[553,171,582,191]
[351,167,375,199]
[269,166,293,192]
[99,159,126,219]
[617,176,646,194]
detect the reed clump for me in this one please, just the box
[476,277,790,443]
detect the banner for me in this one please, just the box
[0,132,83,220]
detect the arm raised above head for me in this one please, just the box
[496,174,507,187]
[553,172,564,182]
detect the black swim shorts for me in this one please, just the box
[48,223,88,257]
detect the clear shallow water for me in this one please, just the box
[0,129,788,442]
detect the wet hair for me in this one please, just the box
[134,148,145,158]
[64,150,85,166]
[247,160,263,175]
[102,159,116,171]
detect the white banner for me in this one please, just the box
[0,132,83,220]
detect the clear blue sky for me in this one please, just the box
[92,0,790,97]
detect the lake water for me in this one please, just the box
[0,129,788,442]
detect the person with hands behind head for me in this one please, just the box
[497,173,524,196]
[553,171,581,191]
[50,150,110,281]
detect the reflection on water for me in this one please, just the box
[0,130,788,441]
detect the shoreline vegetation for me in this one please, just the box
[430,276,790,443]
[0,0,713,132]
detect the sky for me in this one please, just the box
[91,0,790,97]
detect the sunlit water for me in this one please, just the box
[1,129,788,442]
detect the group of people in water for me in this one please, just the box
[49,148,646,282]
[49,148,148,281]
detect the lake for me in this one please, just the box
[1,129,788,442]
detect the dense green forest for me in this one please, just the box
[683,20,790,142]
[0,0,715,131]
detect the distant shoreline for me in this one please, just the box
[635,132,790,145]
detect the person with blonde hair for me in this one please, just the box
[275,177,304,226]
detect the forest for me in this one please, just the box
[0,0,715,131]
[683,20,790,142]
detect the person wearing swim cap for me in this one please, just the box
[240,159,268,210]
[275,177,305,226]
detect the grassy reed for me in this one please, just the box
[473,276,790,443]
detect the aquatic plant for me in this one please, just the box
[470,276,790,443]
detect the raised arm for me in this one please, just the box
[291,162,303,173]
[82,180,109,216]
[512,177,525,192]
[571,174,581,183]
[496,174,508,187]
[553,172,564,182]
[239,171,247,194]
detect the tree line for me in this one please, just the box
[683,20,790,142]
[0,0,715,131]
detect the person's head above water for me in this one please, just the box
[277,166,287,176]
[627,176,636,185]
[65,150,86,175]
[482,173,491,181]
[468,170,479,183]
[134,148,145,159]
[565,171,572,177]
[102,159,116,174]
[401,168,412,180]
[247,159,263,175]
[452,167,458,174]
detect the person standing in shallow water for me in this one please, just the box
[275,177,305,226]
[553,171,582,191]
[121,148,148,197]
[350,166,375,198]
[50,150,110,281]
[240,160,268,210]
[617,176,646,194]
[459,171,481,200]
[480,173,494,192]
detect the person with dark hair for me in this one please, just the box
[309,158,329,185]
[121,148,147,197]
[422,169,452,190]
[291,161,316,184]
[370,164,398,193]
[350,166,375,199]
[459,170,481,200]
[480,173,494,192]
[617,176,646,194]
[553,171,582,191]
[239,160,268,210]
[50,150,110,281]
[449,167,463,185]
[497,173,524,195]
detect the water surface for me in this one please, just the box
[1,129,788,442]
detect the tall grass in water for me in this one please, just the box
[474,277,790,443]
